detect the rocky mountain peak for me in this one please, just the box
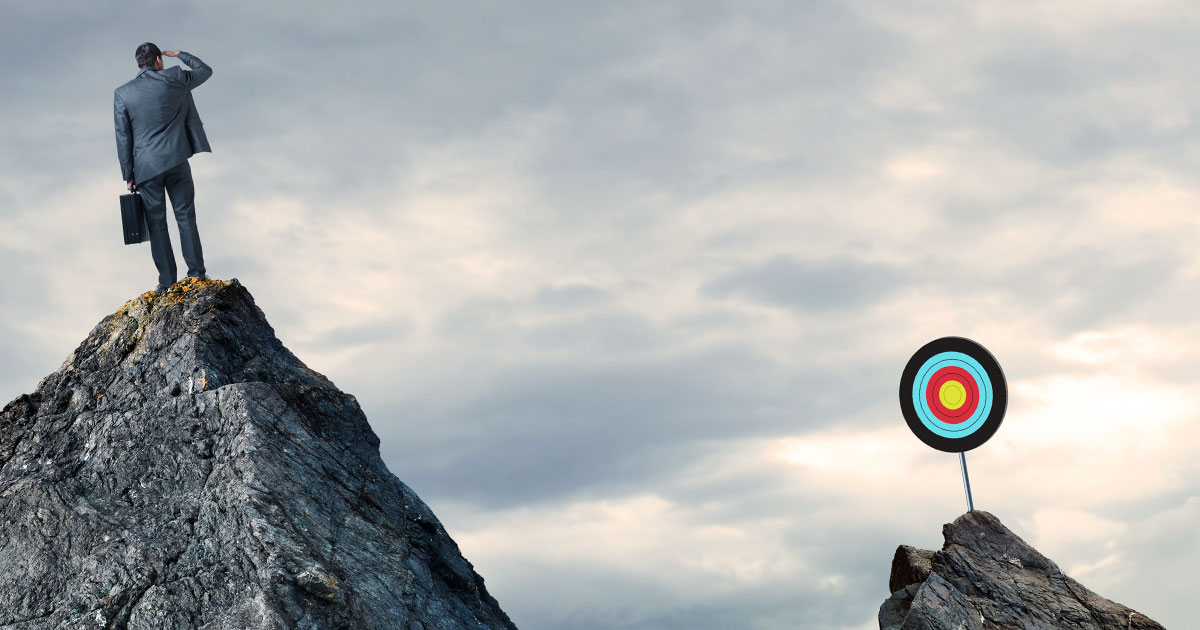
[881,510,1164,630]
[0,278,517,629]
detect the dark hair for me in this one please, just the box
[135,42,161,69]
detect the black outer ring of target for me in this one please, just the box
[899,336,1008,453]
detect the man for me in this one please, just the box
[114,43,212,292]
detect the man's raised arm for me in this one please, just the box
[163,50,212,89]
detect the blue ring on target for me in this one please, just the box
[899,337,1007,453]
[911,352,992,438]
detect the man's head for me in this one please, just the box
[135,42,162,70]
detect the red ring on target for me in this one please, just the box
[924,366,978,424]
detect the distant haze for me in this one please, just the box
[1,2,1197,627]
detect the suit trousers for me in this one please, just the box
[138,160,205,289]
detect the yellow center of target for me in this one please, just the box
[939,380,966,410]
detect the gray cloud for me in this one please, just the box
[378,341,897,510]
[902,246,1188,334]
[999,251,1185,332]
[379,348,793,508]
[703,255,904,312]
[532,284,610,309]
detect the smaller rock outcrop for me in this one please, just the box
[880,511,1164,630]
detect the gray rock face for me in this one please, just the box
[880,511,1164,630]
[0,278,517,630]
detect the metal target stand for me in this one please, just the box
[958,452,974,512]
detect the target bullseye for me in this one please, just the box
[900,337,1007,453]
[939,381,964,408]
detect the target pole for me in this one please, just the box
[958,452,975,512]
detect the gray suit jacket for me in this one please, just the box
[114,52,212,184]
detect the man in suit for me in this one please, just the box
[114,42,212,293]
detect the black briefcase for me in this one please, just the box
[120,191,149,245]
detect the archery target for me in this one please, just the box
[899,337,1007,452]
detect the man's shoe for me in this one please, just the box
[155,285,170,294]
[187,274,210,281]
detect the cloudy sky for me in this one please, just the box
[2,1,1198,627]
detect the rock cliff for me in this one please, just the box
[0,278,517,630]
[881,511,1163,630]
